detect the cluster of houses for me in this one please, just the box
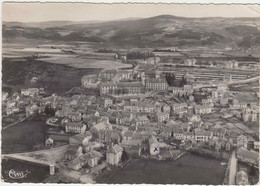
[48,61,259,163]
[45,83,259,165]
[2,88,46,117]
[82,64,200,96]
[229,99,259,122]
[172,85,194,97]
[3,56,258,181]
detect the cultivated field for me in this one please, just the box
[3,38,131,69]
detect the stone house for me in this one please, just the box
[64,145,83,161]
[69,132,92,146]
[236,147,259,166]
[65,122,86,134]
[157,112,169,122]
[45,138,54,147]
[106,144,123,165]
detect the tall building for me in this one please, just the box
[100,82,117,95]
[100,82,142,95]
[145,78,168,90]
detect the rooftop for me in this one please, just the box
[237,147,259,161]
[108,144,123,154]
[117,82,142,87]
[100,82,117,86]
[195,130,213,136]
[66,122,84,127]
[146,78,167,83]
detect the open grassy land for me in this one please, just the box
[2,159,50,183]
[37,56,131,69]
[2,57,101,95]
[97,153,226,184]
[1,118,46,154]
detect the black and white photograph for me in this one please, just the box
[1,2,260,185]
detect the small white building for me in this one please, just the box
[194,105,212,115]
[45,138,54,147]
[253,141,259,150]
[217,83,228,91]
[2,92,9,101]
[236,170,249,185]
[104,98,113,108]
[65,122,86,134]
[6,100,16,108]
[194,130,213,143]
[149,136,160,155]
[157,112,169,122]
[106,144,123,165]
[162,104,171,113]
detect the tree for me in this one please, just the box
[180,76,187,87]
[121,150,129,162]
[49,108,55,116]
[126,51,155,60]
[249,164,256,176]
[165,73,176,86]
[44,105,50,115]
[45,104,55,116]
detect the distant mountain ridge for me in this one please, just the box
[3,14,260,48]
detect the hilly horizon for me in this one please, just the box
[3,14,260,24]
[3,14,260,49]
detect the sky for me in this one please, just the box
[2,3,260,22]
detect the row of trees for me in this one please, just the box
[165,73,187,87]
[126,51,155,60]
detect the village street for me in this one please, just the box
[228,150,238,185]
[2,117,26,130]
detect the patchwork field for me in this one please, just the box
[37,56,131,69]
[3,38,132,69]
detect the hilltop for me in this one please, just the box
[3,14,260,48]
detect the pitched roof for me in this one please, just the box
[70,133,92,142]
[100,82,117,87]
[67,145,80,151]
[108,144,123,154]
[109,130,121,139]
[185,73,195,79]
[237,147,259,161]
[66,122,84,127]
[146,78,167,83]
[65,145,80,155]
[117,82,142,87]
[80,150,103,160]
[121,139,142,146]
[124,131,133,137]
[86,131,92,136]
[133,132,143,140]
[93,122,112,131]
[136,115,149,121]
[149,135,159,145]
[195,130,213,136]
[157,112,169,116]
[166,120,177,126]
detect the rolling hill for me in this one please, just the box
[3,15,260,48]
